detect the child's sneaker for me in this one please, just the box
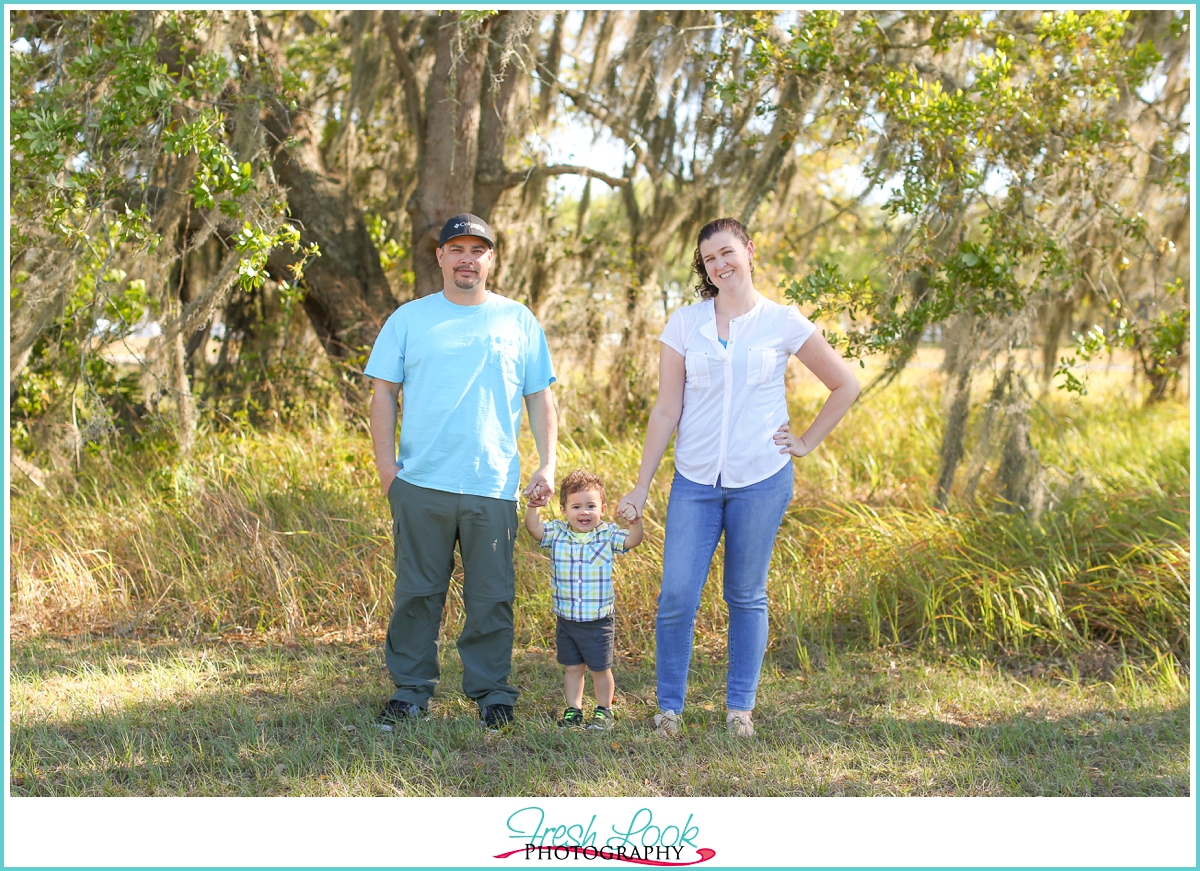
[726,710,754,738]
[653,710,680,737]
[558,706,585,729]
[588,706,615,730]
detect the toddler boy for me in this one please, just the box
[524,470,643,729]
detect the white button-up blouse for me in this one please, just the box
[659,296,815,488]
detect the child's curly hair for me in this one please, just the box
[559,470,606,512]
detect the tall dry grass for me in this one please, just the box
[9,367,1190,665]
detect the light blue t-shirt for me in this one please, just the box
[365,292,556,500]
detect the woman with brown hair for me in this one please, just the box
[618,217,860,737]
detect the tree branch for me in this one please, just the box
[11,450,48,490]
[549,66,649,156]
[784,188,873,251]
[383,11,427,152]
[502,164,629,190]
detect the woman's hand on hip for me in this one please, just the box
[774,423,812,457]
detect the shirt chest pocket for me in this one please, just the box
[684,351,714,389]
[746,347,779,386]
[487,336,521,382]
[585,541,609,564]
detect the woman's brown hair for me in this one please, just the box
[691,217,754,299]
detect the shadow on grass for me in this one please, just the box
[8,638,1190,797]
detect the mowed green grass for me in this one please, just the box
[8,364,1192,795]
[9,636,1188,796]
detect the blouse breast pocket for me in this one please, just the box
[746,347,779,386]
[684,351,713,389]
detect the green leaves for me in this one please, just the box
[365,214,408,274]
[784,260,881,357]
[12,12,179,252]
[16,106,80,158]
[1056,324,1114,396]
[762,9,1187,403]
[164,110,257,212]
[1055,274,1190,398]
[9,10,313,456]
[232,221,319,295]
[234,223,281,293]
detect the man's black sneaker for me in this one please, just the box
[480,703,515,731]
[558,706,585,729]
[374,699,423,732]
[588,706,615,730]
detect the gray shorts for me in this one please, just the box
[556,615,614,671]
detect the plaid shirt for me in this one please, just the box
[539,520,630,622]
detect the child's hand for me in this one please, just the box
[620,509,645,549]
[616,496,642,523]
[524,482,551,507]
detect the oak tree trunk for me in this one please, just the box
[407,13,492,298]
[256,25,395,366]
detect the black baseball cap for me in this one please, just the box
[438,213,495,248]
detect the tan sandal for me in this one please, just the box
[726,710,754,738]
[653,710,681,737]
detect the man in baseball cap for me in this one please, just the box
[365,208,557,732]
[438,212,495,248]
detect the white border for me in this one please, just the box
[4,797,1198,867]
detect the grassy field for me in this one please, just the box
[9,636,1188,796]
[8,364,1192,796]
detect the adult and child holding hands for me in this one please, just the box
[366,212,859,737]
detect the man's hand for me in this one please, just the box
[523,466,555,508]
[378,463,401,497]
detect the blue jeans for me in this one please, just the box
[656,462,794,713]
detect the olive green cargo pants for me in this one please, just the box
[384,476,520,711]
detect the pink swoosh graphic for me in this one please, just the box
[493,847,716,866]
